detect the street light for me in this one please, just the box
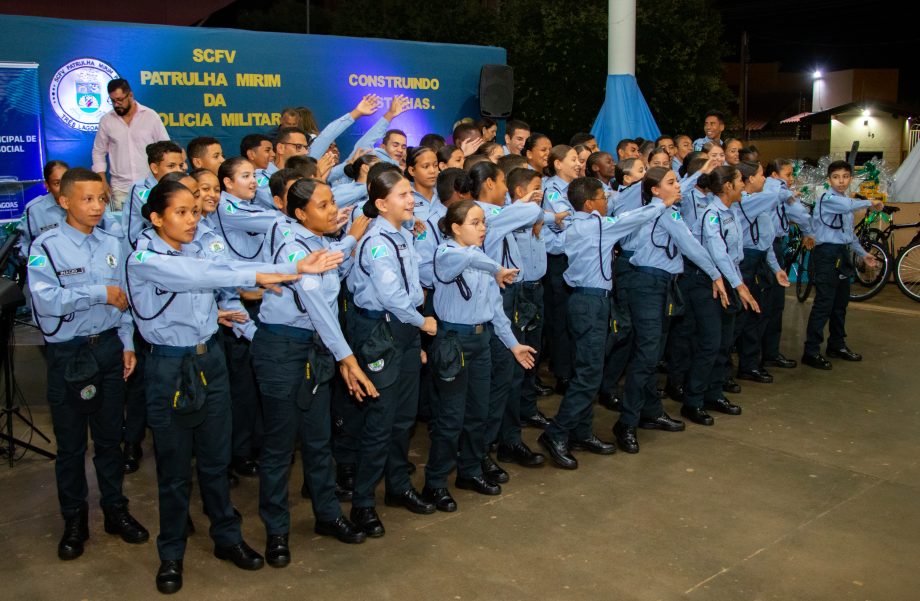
[812,69,822,79]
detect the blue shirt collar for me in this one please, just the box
[60,220,98,246]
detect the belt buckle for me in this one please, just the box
[87,334,101,347]
[195,343,207,355]
[384,312,391,322]
[474,324,483,334]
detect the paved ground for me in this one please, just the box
[1,289,918,601]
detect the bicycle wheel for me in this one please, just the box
[895,242,920,302]
[795,248,813,302]
[849,240,890,302]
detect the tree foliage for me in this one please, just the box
[224,0,734,143]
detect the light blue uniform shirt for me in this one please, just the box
[332,180,369,210]
[212,191,280,261]
[679,187,712,228]
[763,177,813,237]
[123,172,158,249]
[348,217,425,327]
[258,223,355,361]
[412,187,440,226]
[737,191,783,272]
[542,176,574,255]
[511,200,548,281]
[631,202,721,279]
[28,222,134,349]
[252,168,275,211]
[811,191,871,257]
[126,233,296,347]
[612,183,643,252]
[476,200,542,283]
[692,199,745,288]
[692,137,721,151]
[414,203,449,289]
[431,241,516,349]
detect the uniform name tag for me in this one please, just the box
[39,223,59,233]
[57,267,85,276]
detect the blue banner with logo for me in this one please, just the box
[0,62,46,223]
[0,14,504,210]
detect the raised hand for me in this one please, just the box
[383,94,412,121]
[255,272,302,294]
[352,94,382,118]
[459,136,484,157]
[297,250,344,274]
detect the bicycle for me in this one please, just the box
[851,205,920,302]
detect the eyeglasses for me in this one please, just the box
[282,142,308,152]
[110,93,132,105]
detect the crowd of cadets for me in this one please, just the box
[19,95,882,594]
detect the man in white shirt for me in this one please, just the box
[91,79,169,210]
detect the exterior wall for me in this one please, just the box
[829,111,905,166]
[752,139,829,164]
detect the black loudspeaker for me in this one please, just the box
[479,65,514,118]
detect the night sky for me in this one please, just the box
[713,0,920,104]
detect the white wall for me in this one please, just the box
[829,110,905,166]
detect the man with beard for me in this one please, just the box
[92,79,169,210]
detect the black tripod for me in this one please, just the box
[0,232,55,466]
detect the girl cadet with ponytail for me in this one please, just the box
[424,200,533,509]
[126,179,340,594]
[345,169,438,538]
[611,167,728,456]
[251,178,377,567]
[679,166,764,427]
[733,160,792,385]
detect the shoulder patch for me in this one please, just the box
[708,214,720,225]
[416,231,427,241]
[27,254,47,268]
[224,203,237,215]
[287,250,306,263]
[370,244,389,260]
[670,210,682,221]
[605,216,618,223]
[490,207,501,216]
[546,190,561,203]
[134,250,153,263]
[137,188,150,202]
[256,176,269,187]
[282,229,292,237]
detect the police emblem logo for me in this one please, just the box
[209,241,225,253]
[80,385,97,400]
[105,254,117,268]
[368,359,385,372]
[49,58,121,132]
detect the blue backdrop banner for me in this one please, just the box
[0,14,505,219]
[0,61,46,222]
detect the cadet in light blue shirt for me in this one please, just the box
[345,171,438,536]
[678,166,761,426]
[538,176,670,468]
[123,141,185,249]
[250,179,376,556]
[803,161,882,367]
[406,146,441,226]
[541,146,581,393]
[761,163,812,368]
[210,158,281,262]
[461,162,543,477]
[692,110,726,151]
[426,200,536,506]
[125,180,329,591]
[27,168,148,563]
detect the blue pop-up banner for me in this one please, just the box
[0,61,46,222]
[0,14,505,209]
